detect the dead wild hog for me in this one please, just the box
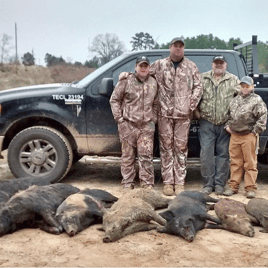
[102,188,170,243]
[246,198,268,233]
[158,191,221,242]
[56,188,118,237]
[0,183,79,237]
[214,198,257,237]
[0,177,50,206]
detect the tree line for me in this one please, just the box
[1,32,268,72]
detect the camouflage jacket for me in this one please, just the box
[150,56,202,119]
[226,92,267,134]
[199,70,240,125]
[109,73,158,125]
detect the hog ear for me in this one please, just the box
[160,210,174,222]
[101,207,109,216]
[224,214,233,220]
[263,213,268,220]
[85,209,103,219]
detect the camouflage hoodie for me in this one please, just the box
[150,56,202,119]
[199,70,240,125]
[109,73,158,125]
[226,92,267,134]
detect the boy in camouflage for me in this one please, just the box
[224,76,267,199]
[109,56,158,190]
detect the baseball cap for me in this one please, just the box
[136,56,150,65]
[240,76,254,85]
[170,37,185,45]
[212,55,227,63]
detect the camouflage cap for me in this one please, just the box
[212,55,226,63]
[240,76,254,85]
[170,37,184,45]
[136,56,150,66]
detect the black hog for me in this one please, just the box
[214,198,257,237]
[80,188,118,208]
[0,183,79,237]
[157,191,222,242]
[102,188,170,243]
[0,177,50,206]
[246,198,268,233]
[56,188,118,236]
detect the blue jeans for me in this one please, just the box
[199,119,230,188]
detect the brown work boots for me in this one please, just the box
[163,184,184,196]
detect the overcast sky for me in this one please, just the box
[1,0,268,66]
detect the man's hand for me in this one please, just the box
[190,98,197,111]
[225,126,233,134]
[119,72,130,81]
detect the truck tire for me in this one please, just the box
[7,126,73,183]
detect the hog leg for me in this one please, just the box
[39,223,63,234]
[156,225,167,233]
[122,222,158,237]
[205,222,223,229]
[39,212,63,234]
[247,214,259,225]
[206,204,215,210]
[205,214,222,224]
[148,210,167,226]
[133,208,167,226]
[204,196,219,203]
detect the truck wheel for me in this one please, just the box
[7,126,73,183]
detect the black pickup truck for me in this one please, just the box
[0,36,267,182]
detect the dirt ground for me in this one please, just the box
[1,151,268,267]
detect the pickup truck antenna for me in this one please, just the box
[233,35,259,75]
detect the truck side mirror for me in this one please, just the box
[99,78,114,97]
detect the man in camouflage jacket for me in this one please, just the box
[110,56,158,190]
[223,76,267,199]
[198,55,240,195]
[150,37,202,196]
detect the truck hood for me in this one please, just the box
[0,83,65,94]
[0,83,78,102]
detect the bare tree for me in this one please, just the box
[0,34,13,63]
[89,33,126,65]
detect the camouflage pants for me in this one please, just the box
[158,116,191,185]
[118,120,155,187]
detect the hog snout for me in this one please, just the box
[244,228,255,237]
[64,225,78,237]
[185,234,194,242]
[103,236,112,243]
[68,230,77,237]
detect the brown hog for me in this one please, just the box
[214,198,258,237]
[56,188,118,236]
[246,198,268,233]
[102,188,170,243]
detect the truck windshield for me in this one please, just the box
[75,53,129,88]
